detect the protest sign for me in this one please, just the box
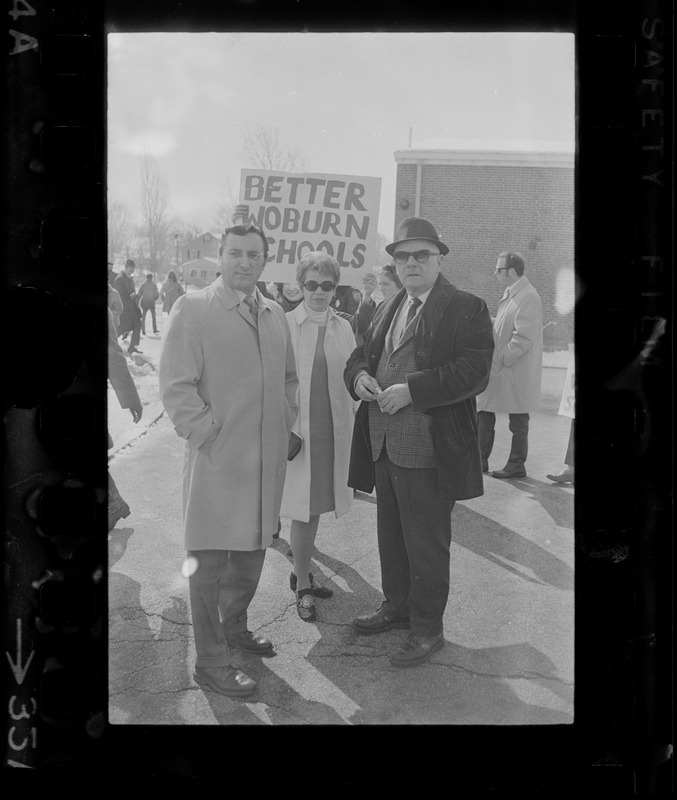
[238,169,381,285]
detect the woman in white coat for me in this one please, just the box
[280,252,356,622]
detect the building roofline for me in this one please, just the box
[395,139,574,168]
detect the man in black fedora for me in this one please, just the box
[345,217,494,667]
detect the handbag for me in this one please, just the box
[288,430,303,461]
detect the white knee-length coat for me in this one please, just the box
[476,276,543,413]
[159,280,298,551]
[279,304,355,523]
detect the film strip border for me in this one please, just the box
[2,0,673,790]
[575,1,672,792]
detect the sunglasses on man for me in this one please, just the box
[392,249,440,265]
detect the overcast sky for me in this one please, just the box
[107,31,575,238]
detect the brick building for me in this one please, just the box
[393,139,574,349]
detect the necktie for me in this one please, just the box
[405,297,421,326]
[243,294,258,325]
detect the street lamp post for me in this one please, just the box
[174,233,179,277]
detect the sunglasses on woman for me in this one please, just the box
[302,280,336,292]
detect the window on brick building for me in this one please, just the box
[200,269,207,279]
[190,269,197,277]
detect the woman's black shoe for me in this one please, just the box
[296,589,316,622]
[289,571,334,598]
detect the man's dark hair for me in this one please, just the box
[498,251,525,277]
[219,223,269,259]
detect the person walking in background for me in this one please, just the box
[280,252,356,623]
[138,273,160,334]
[345,217,494,667]
[108,308,143,530]
[159,220,298,699]
[108,266,124,334]
[114,259,143,354]
[477,251,543,479]
[160,270,185,314]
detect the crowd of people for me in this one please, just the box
[108,213,572,699]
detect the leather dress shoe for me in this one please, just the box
[127,347,143,354]
[546,466,574,485]
[352,609,410,635]
[225,630,274,655]
[389,633,444,668]
[491,467,526,479]
[289,571,334,598]
[193,665,257,698]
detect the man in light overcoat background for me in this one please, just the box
[477,251,543,479]
[159,221,298,698]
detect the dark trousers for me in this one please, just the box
[119,309,141,348]
[141,303,158,333]
[478,410,529,470]
[374,451,454,638]
[188,548,266,669]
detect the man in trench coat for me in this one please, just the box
[344,217,494,667]
[159,222,298,698]
[476,251,543,479]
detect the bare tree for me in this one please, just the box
[212,176,238,232]
[107,197,134,264]
[139,153,172,276]
[241,125,307,172]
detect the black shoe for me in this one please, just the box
[193,666,257,698]
[225,630,274,655]
[290,571,334,598]
[491,466,526,479]
[296,589,316,622]
[127,347,143,354]
[352,609,410,635]
[389,633,444,668]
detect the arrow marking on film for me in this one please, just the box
[5,619,35,685]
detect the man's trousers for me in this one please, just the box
[187,548,266,668]
[478,410,529,471]
[374,451,454,638]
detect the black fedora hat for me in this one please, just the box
[385,216,449,256]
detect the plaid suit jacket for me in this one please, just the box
[344,273,494,501]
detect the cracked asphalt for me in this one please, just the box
[108,321,574,726]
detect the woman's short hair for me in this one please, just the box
[167,271,177,281]
[379,262,403,288]
[296,251,341,287]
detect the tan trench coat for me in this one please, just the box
[159,280,298,551]
[280,304,355,523]
[476,275,543,413]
